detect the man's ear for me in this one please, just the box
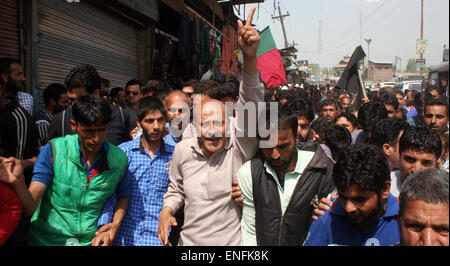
[70,119,77,132]
[136,118,141,129]
[1,73,9,83]
[382,143,391,156]
[49,98,56,107]
[381,181,391,200]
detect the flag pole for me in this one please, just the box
[358,71,367,99]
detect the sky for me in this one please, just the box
[236,0,449,69]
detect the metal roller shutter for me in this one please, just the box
[37,0,139,91]
[0,0,20,58]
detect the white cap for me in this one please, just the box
[281,86,288,90]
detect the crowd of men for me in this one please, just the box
[0,7,448,247]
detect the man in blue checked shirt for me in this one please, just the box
[96,96,174,246]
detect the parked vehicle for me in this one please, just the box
[394,81,422,93]
[380,82,396,88]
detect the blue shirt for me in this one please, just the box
[163,127,181,148]
[97,137,173,246]
[304,194,400,246]
[32,142,131,199]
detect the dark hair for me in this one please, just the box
[65,65,101,94]
[425,96,449,117]
[358,102,388,133]
[325,124,352,161]
[333,144,390,193]
[100,77,110,88]
[395,91,405,98]
[43,83,67,107]
[109,87,124,98]
[426,85,443,96]
[276,90,297,105]
[370,117,410,148]
[125,79,142,90]
[311,117,330,136]
[183,79,199,89]
[72,95,111,126]
[194,80,220,96]
[0,57,20,76]
[100,88,110,98]
[346,105,359,115]
[379,92,399,111]
[335,111,359,129]
[413,92,433,109]
[285,98,315,122]
[399,126,442,159]
[224,75,240,92]
[136,96,167,122]
[209,82,239,102]
[260,102,298,139]
[320,98,341,112]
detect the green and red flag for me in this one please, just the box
[256,26,286,88]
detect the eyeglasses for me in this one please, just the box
[126,91,139,96]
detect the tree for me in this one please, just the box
[406,58,418,73]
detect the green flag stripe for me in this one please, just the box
[257,26,277,58]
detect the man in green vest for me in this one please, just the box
[0,95,131,246]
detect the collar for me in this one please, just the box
[263,148,304,175]
[138,136,167,155]
[296,142,331,170]
[332,193,399,218]
[42,109,54,120]
[76,139,109,169]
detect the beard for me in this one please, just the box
[267,150,295,172]
[4,79,19,99]
[348,196,384,229]
[53,104,66,114]
[142,127,162,143]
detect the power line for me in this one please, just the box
[321,0,403,54]
[321,0,392,50]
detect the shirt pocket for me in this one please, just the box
[205,173,232,201]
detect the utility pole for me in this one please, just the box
[272,2,290,49]
[365,38,372,81]
[360,11,363,46]
[319,0,323,54]
[420,0,424,76]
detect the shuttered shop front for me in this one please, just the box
[0,0,20,58]
[37,0,139,90]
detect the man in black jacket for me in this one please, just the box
[47,65,132,146]
[236,104,334,246]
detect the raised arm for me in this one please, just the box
[234,7,265,160]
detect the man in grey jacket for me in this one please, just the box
[237,104,334,246]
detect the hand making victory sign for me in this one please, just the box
[237,6,260,75]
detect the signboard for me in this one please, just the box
[416,59,426,69]
[416,40,428,54]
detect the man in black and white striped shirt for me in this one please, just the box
[0,59,40,181]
